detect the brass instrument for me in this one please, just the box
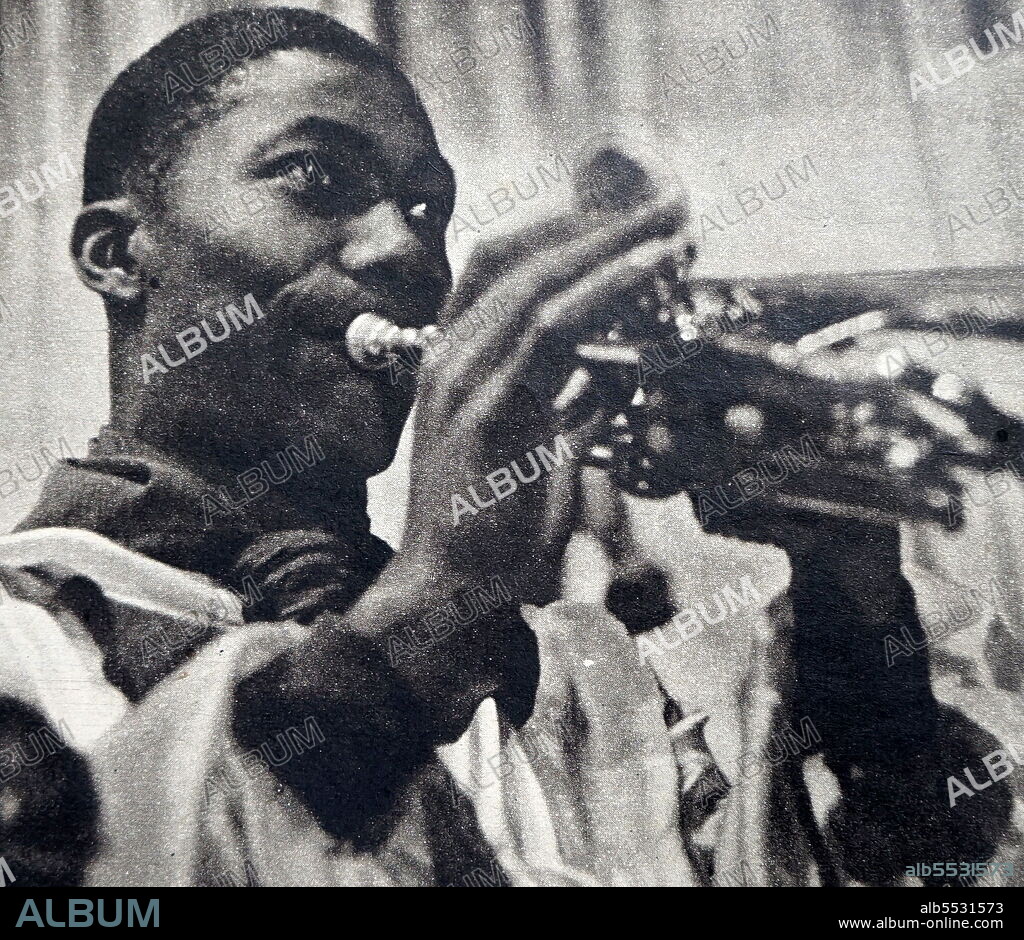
[576,263,1024,529]
[344,150,1024,533]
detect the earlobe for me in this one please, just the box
[70,199,148,303]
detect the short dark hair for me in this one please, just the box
[83,5,414,207]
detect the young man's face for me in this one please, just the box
[132,49,454,477]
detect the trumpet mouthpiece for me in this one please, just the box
[345,312,436,370]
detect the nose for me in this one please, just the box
[338,200,450,306]
[340,200,421,271]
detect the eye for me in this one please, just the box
[280,153,349,196]
[281,161,326,190]
[404,195,448,232]
[259,152,379,220]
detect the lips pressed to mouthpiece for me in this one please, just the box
[344,312,438,370]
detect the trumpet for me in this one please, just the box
[344,149,1024,532]
[345,313,439,371]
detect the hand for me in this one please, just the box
[396,199,690,597]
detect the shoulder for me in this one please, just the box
[0,527,242,726]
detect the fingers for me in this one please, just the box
[446,213,580,315]
[763,343,1016,476]
[490,232,692,393]
[422,227,687,425]
[439,199,688,366]
[898,367,1023,455]
[449,197,687,318]
[419,199,688,435]
[792,331,1021,462]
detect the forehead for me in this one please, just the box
[176,48,437,178]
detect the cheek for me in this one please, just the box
[222,331,412,433]
[280,340,415,426]
[272,365,413,474]
[159,178,330,292]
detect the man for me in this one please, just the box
[0,6,696,886]
[0,6,1015,886]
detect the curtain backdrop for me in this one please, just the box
[2,0,1023,538]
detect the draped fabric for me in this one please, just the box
[5,519,1022,885]
[0,527,699,886]
[3,0,1024,538]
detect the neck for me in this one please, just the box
[97,419,371,540]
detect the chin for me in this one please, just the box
[349,440,400,477]
[308,419,406,480]
[283,353,417,478]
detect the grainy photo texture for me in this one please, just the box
[1,0,1023,911]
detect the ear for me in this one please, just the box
[70,199,152,303]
